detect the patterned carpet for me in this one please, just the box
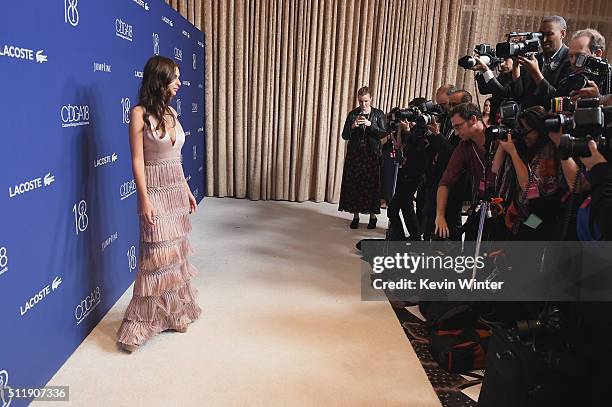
[392,305,483,407]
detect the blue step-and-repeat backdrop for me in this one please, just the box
[0,1,205,405]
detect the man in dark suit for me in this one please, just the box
[473,57,514,120]
[511,15,573,109]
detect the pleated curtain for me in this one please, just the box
[166,0,612,202]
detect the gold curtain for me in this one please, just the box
[167,0,612,202]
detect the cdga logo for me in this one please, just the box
[192,103,198,113]
[75,286,101,325]
[64,0,79,26]
[176,99,182,116]
[174,47,183,61]
[152,33,159,55]
[120,179,136,201]
[0,246,8,277]
[61,104,90,128]
[182,30,190,39]
[115,18,133,42]
[193,145,197,160]
[121,97,131,124]
[0,369,13,407]
[193,54,196,70]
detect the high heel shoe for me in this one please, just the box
[350,218,360,229]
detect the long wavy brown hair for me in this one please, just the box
[138,55,178,137]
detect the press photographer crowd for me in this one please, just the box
[339,15,612,406]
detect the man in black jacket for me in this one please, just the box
[473,57,514,120]
[511,15,573,108]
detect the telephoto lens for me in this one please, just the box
[544,114,574,133]
[558,134,591,159]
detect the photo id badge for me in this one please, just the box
[523,213,543,229]
[527,183,540,200]
[479,179,486,194]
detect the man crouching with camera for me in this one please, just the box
[435,102,495,240]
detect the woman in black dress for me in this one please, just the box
[338,86,388,229]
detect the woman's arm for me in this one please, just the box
[491,143,506,175]
[129,106,156,226]
[507,149,530,191]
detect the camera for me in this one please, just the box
[576,54,611,77]
[515,305,565,348]
[545,98,612,159]
[557,56,612,96]
[484,99,525,141]
[496,32,543,58]
[388,101,443,131]
[458,43,501,70]
[486,126,529,142]
[388,107,420,131]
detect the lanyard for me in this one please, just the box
[471,143,486,179]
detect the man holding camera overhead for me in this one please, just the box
[510,15,573,108]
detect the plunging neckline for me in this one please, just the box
[151,115,178,147]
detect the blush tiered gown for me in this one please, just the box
[117,114,201,348]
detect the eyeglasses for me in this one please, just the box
[451,120,467,130]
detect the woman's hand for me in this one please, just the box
[140,199,157,227]
[188,190,197,213]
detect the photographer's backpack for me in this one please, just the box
[420,302,492,373]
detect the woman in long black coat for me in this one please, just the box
[338,86,388,229]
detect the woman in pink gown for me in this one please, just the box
[117,56,201,352]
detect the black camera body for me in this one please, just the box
[496,32,543,59]
[545,98,612,159]
[557,56,612,96]
[458,43,501,70]
[388,101,443,131]
[485,99,527,141]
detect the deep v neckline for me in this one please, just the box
[153,114,178,147]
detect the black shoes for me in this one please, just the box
[367,217,377,229]
[350,217,377,229]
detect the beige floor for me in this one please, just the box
[35,198,441,407]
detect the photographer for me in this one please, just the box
[472,56,515,119]
[511,15,572,108]
[568,28,611,102]
[491,106,564,240]
[386,99,428,240]
[420,88,472,240]
[339,86,388,229]
[435,102,496,239]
